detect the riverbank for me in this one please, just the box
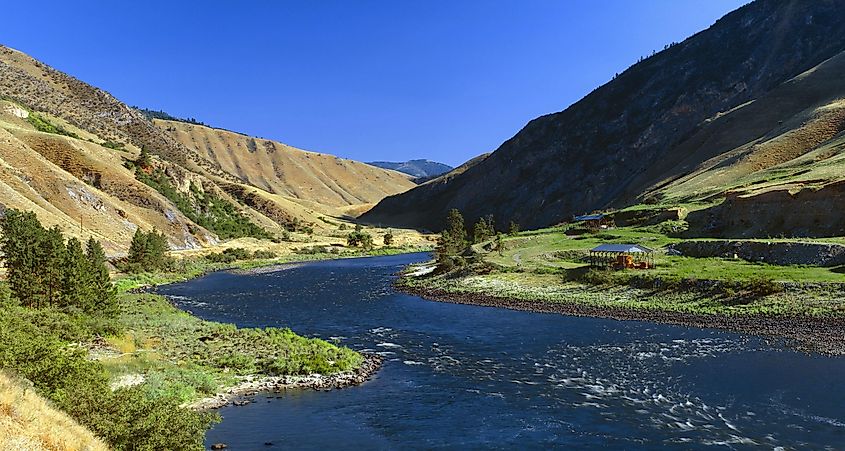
[103,248,434,413]
[399,269,845,355]
[189,354,383,410]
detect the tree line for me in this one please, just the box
[0,209,115,314]
[435,209,519,270]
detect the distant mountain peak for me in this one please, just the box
[367,160,453,179]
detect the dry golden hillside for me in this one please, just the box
[0,102,214,253]
[0,373,109,451]
[158,119,415,207]
[0,45,420,251]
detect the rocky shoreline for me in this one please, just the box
[400,285,845,356]
[188,354,384,410]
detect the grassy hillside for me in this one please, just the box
[362,0,845,236]
[0,373,109,451]
[158,119,415,209]
[0,45,420,253]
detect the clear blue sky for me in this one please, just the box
[2,1,748,166]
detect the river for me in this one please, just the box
[158,253,845,450]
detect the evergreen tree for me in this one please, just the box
[473,217,495,244]
[137,146,152,169]
[61,238,91,310]
[40,226,66,306]
[508,221,520,236]
[127,228,148,270]
[145,229,169,270]
[443,209,466,254]
[126,228,170,272]
[0,210,46,307]
[86,237,117,316]
[360,232,374,250]
[436,209,468,268]
[383,230,394,246]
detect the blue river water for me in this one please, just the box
[158,253,845,450]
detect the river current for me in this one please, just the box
[158,253,845,450]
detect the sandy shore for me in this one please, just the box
[401,285,845,356]
[188,354,383,410]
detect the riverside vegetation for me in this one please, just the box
[401,209,845,353]
[0,210,393,450]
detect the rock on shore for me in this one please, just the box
[188,354,383,410]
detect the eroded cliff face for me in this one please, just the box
[686,181,845,239]
[362,0,845,231]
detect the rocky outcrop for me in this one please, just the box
[669,239,845,267]
[685,181,845,238]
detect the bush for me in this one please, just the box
[580,269,616,285]
[347,231,374,249]
[134,170,270,240]
[744,276,783,296]
[0,306,217,450]
[252,250,277,259]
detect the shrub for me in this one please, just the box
[580,269,616,285]
[744,276,783,296]
[347,231,373,249]
[252,250,277,259]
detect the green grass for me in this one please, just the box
[403,270,845,318]
[26,112,80,139]
[484,225,844,283]
[105,293,363,394]
[416,223,845,319]
[135,169,270,240]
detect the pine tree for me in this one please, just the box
[443,209,466,255]
[508,221,520,236]
[128,228,148,270]
[383,230,394,246]
[473,218,493,244]
[0,210,46,307]
[146,229,169,270]
[436,209,468,268]
[86,237,117,316]
[126,228,169,272]
[40,226,66,306]
[61,237,90,310]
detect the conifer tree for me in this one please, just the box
[40,226,66,306]
[443,209,466,254]
[61,237,90,310]
[0,210,46,307]
[128,228,148,270]
[86,237,117,316]
[146,229,169,270]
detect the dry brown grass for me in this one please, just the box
[158,119,415,208]
[0,372,109,451]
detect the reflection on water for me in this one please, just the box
[158,254,845,450]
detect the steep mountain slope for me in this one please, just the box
[0,372,109,451]
[362,0,845,232]
[158,119,415,208]
[367,160,453,179]
[0,45,416,251]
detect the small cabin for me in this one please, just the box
[589,244,655,270]
[573,213,614,231]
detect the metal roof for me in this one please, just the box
[574,214,605,221]
[590,244,654,253]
